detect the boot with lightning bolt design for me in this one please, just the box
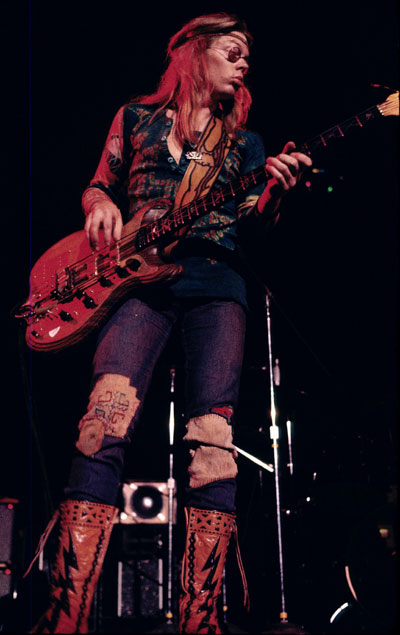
[31,500,118,634]
[179,507,240,634]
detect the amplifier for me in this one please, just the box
[0,499,19,601]
[0,499,19,563]
[106,557,164,619]
[97,524,176,623]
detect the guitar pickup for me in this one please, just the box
[54,267,74,295]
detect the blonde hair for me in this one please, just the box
[133,13,253,144]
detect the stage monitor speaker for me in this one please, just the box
[120,481,176,525]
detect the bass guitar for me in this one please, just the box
[15,91,398,352]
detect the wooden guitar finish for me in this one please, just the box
[17,201,182,352]
[16,92,398,352]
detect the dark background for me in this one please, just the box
[2,1,398,633]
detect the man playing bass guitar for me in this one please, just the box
[31,12,311,634]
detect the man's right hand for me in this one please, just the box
[84,202,123,251]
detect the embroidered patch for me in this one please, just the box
[210,405,234,424]
[76,374,140,455]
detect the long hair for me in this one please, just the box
[133,13,253,144]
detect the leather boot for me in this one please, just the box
[32,499,118,633]
[179,507,248,635]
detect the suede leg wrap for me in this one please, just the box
[183,414,238,488]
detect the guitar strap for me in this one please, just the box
[172,114,232,222]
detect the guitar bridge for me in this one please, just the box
[69,263,89,286]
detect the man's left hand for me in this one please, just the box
[257,141,312,215]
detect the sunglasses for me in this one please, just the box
[208,46,250,68]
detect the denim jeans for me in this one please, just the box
[64,294,246,512]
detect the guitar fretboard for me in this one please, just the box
[298,105,379,154]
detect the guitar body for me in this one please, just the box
[19,200,183,352]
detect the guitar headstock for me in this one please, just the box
[377,91,399,117]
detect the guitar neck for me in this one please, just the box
[131,102,385,252]
[298,103,381,154]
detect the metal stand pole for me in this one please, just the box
[165,367,176,626]
[265,290,288,625]
[148,368,178,635]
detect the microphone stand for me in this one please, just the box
[236,245,315,632]
[262,289,306,634]
[265,290,288,625]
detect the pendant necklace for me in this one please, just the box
[185,131,203,160]
[185,149,203,160]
